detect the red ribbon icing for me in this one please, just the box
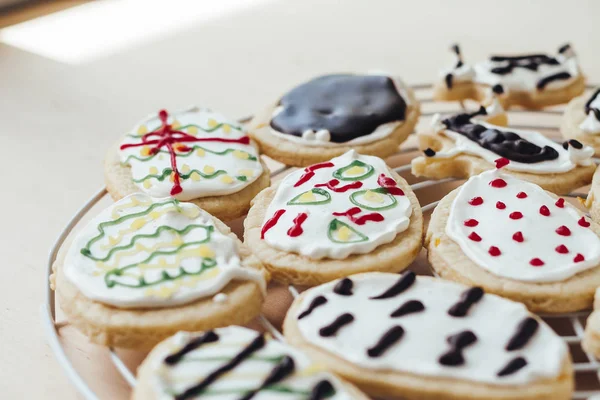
[332,207,384,225]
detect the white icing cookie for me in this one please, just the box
[446,168,600,282]
[261,150,412,259]
[580,89,600,134]
[133,326,368,400]
[119,107,263,201]
[64,193,266,308]
[284,273,570,396]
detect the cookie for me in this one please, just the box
[133,326,369,400]
[105,107,270,221]
[586,165,600,223]
[51,193,268,349]
[283,272,573,400]
[434,44,585,109]
[411,106,595,194]
[244,150,423,286]
[561,88,600,154]
[426,163,600,313]
[248,73,420,167]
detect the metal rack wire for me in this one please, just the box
[43,83,600,399]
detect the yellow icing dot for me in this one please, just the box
[364,190,384,203]
[136,125,148,135]
[149,166,158,174]
[172,119,181,129]
[182,207,200,219]
[158,258,167,267]
[434,238,441,247]
[135,243,145,251]
[207,118,218,128]
[187,126,198,135]
[222,124,231,133]
[108,235,119,246]
[255,122,267,129]
[298,363,326,377]
[232,150,249,160]
[143,180,152,189]
[345,166,366,176]
[181,164,191,174]
[169,172,176,182]
[239,169,254,178]
[190,171,201,181]
[298,191,316,202]
[171,235,184,246]
[198,245,215,258]
[220,175,234,184]
[140,146,152,156]
[149,211,162,219]
[131,218,147,230]
[203,165,215,174]
[196,148,205,157]
[158,155,164,160]
[337,226,352,242]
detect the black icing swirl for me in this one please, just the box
[270,74,407,143]
[442,112,559,163]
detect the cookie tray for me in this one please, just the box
[42,83,600,399]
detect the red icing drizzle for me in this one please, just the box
[489,178,507,188]
[119,109,251,196]
[574,253,585,263]
[555,244,569,254]
[579,217,591,227]
[488,246,501,257]
[261,209,286,239]
[315,179,363,193]
[332,207,384,225]
[469,197,484,206]
[287,212,308,237]
[468,232,482,242]
[509,211,523,220]
[294,162,335,187]
[377,174,405,196]
[464,219,479,227]
[555,198,565,208]
[530,258,545,267]
[539,205,550,217]
[512,231,524,242]
[556,226,571,236]
[516,192,527,199]
[496,201,506,210]
[495,157,510,169]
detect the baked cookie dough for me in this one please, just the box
[426,165,600,313]
[244,150,423,286]
[583,289,600,358]
[586,165,600,224]
[51,193,268,350]
[284,272,573,400]
[411,106,595,195]
[434,44,585,109]
[561,88,600,153]
[248,73,420,167]
[105,107,270,221]
[133,326,369,400]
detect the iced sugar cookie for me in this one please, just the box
[51,193,268,349]
[586,165,600,224]
[583,289,600,358]
[133,326,369,400]
[284,272,573,400]
[434,44,585,109]
[411,107,595,194]
[248,73,420,167]
[105,107,270,221]
[561,88,600,153]
[244,151,423,286]
[426,162,600,313]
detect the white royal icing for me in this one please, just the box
[269,74,411,147]
[119,107,263,201]
[580,90,600,134]
[261,151,412,259]
[433,118,594,174]
[441,49,581,92]
[64,193,266,308]
[150,326,354,400]
[446,169,600,282]
[295,273,568,386]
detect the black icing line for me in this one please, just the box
[439,330,477,366]
[309,380,336,400]
[448,287,484,317]
[390,300,425,317]
[370,271,416,300]
[536,72,572,90]
[505,317,539,351]
[497,357,528,377]
[319,313,355,337]
[585,88,600,122]
[367,325,405,358]
[298,296,328,320]
[239,355,296,400]
[164,331,219,365]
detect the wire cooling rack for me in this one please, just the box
[43,83,600,399]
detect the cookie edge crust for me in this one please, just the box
[283,277,574,400]
[426,186,600,313]
[52,214,269,350]
[247,87,421,167]
[104,141,271,222]
[243,169,423,286]
[560,93,600,154]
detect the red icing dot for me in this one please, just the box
[579,217,591,227]
[539,205,550,217]
[556,226,571,236]
[468,232,482,242]
[516,192,527,199]
[490,178,507,188]
[469,197,483,206]
[488,246,501,256]
[555,198,565,208]
[464,219,479,227]
[495,157,510,169]
[512,231,524,242]
[555,244,569,254]
[509,211,523,220]
[496,201,506,210]
[574,253,585,263]
[530,258,545,267]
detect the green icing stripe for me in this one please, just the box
[127,123,242,139]
[121,145,257,163]
[132,168,227,183]
[332,160,375,181]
